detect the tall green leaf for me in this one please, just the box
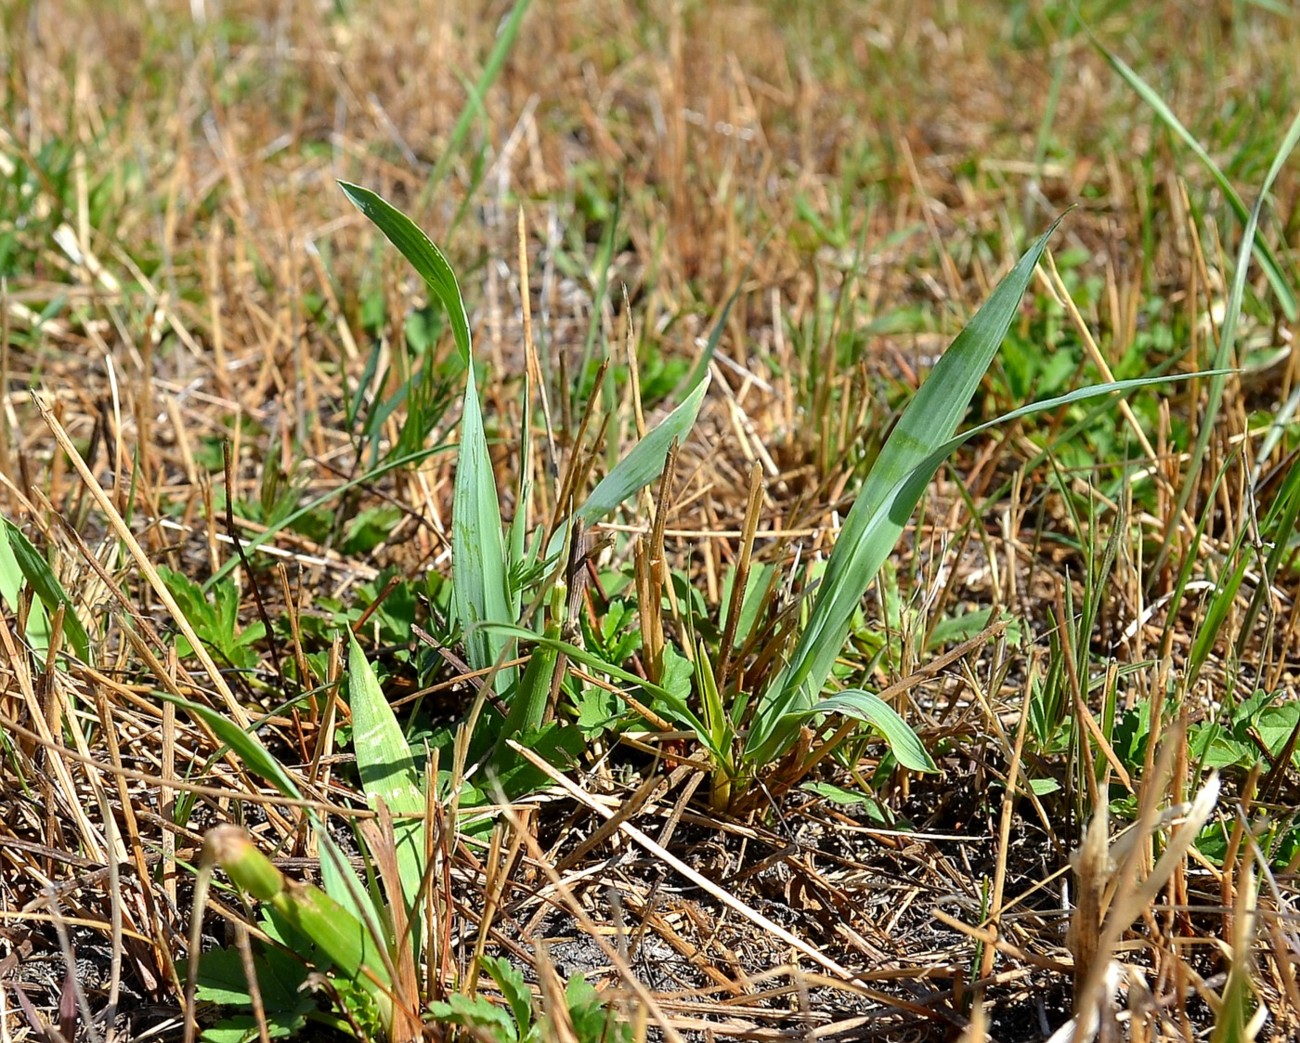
[341,180,514,687]
[746,368,1226,765]
[749,221,1060,761]
[347,635,427,944]
[452,362,514,684]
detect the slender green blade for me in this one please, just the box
[160,694,303,801]
[339,181,515,685]
[1156,105,1300,585]
[479,621,716,753]
[347,635,425,813]
[576,372,711,524]
[0,519,91,662]
[788,690,937,773]
[751,221,1059,759]
[1100,48,1298,321]
[338,180,473,365]
[747,367,1221,762]
[420,0,532,208]
[453,363,514,684]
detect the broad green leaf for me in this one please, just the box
[347,635,427,941]
[338,181,472,364]
[749,221,1061,762]
[428,993,516,1040]
[785,689,937,773]
[1099,48,1298,321]
[452,362,514,687]
[0,519,91,662]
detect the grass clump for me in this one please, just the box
[2,3,1300,1042]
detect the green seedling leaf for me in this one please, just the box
[428,993,517,1042]
[339,181,515,688]
[481,955,534,1039]
[749,220,1061,763]
[787,689,937,773]
[576,371,711,524]
[161,693,303,800]
[196,942,314,1042]
[453,361,515,687]
[0,519,90,662]
[347,635,427,946]
[497,634,558,748]
[338,181,472,364]
[478,622,713,750]
[566,975,632,1043]
[1099,47,1297,321]
[347,635,424,811]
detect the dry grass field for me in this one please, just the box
[2,1,1299,1040]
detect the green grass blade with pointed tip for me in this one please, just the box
[786,690,937,773]
[0,519,91,663]
[745,369,1225,766]
[577,372,712,524]
[750,220,1060,760]
[338,180,473,365]
[453,362,514,687]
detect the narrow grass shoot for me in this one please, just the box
[0,516,91,663]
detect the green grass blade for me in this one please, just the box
[750,221,1060,759]
[346,635,427,940]
[340,180,516,685]
[338,180,473,365]
[453,362,514,685]
[790,689,938,773]
[347,635,425,813]
[1099,47,1298,321]
[479,621,716,751]
[576,371,711,524]
[159,694,304,801]
[747,370,1221,763]
[0,519,91,662]
[1151,104,1300,581]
